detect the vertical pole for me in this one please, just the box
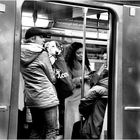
[107,12,111,69]
[97,13,100,39]
[81,7,88,99]
[80,7,88,136]
[33,0,37,27]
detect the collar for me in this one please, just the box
[49,55,56,65]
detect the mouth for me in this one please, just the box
[56,50,61,55]
[50,52,60,58]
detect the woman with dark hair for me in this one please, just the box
[65,42,91,71]
[64,42,91,139]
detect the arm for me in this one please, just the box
[89,64,106,87]
[79,90,99,118]
[40,51,56,84]
[79,85,108,117]
[66,67,81,89]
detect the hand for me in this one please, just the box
[79,75,89,83]
[97,64,106,76]
[84,74,90,80]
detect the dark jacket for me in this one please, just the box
[53,54,73,101]
[78,73,108,139]
[79,98,107,139]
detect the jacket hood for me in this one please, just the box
[21,43,44,66]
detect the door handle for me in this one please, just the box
[0,105,8,112]
[124,106,140,111]
[0,3,6,13]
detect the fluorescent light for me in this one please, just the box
[86,14,97,19]
[22,16,50,27]
[22,16,34,26]
[35,19,49,27]
[22,12,32,17]
[87,12,108,20]
[100,12,108,20]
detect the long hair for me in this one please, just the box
[65,42,90,71]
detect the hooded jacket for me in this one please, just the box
[21,43,59,108]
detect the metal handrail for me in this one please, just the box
[124,106,140,111]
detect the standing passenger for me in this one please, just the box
[64,42,91,139]
[20,27,59,139]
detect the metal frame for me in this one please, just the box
[0,0,124,139]
[21,0,123,139]
[8,0,23,138]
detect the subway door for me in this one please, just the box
[0,1,19,139]
[122,5,140,139]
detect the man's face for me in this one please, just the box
[35,35,45,45]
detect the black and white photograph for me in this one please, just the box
[0,0,140,139]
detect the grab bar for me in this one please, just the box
[0,105,8,112]
[0,3,6,13]
[124,106,140,111]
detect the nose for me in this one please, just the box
[56,49,61,55]
[56,51,59,55]
[41,37,45,42]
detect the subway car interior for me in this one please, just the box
[20,1,110,139]
[1,0,140,139]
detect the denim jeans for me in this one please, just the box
[29,106,59,139]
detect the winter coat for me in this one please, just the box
[20,43,59,108]
[78,76,108,139]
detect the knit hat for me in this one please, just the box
[25,27,47,39]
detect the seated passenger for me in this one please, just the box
[78,67,108,139]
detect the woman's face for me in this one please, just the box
[75,47,83,62]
